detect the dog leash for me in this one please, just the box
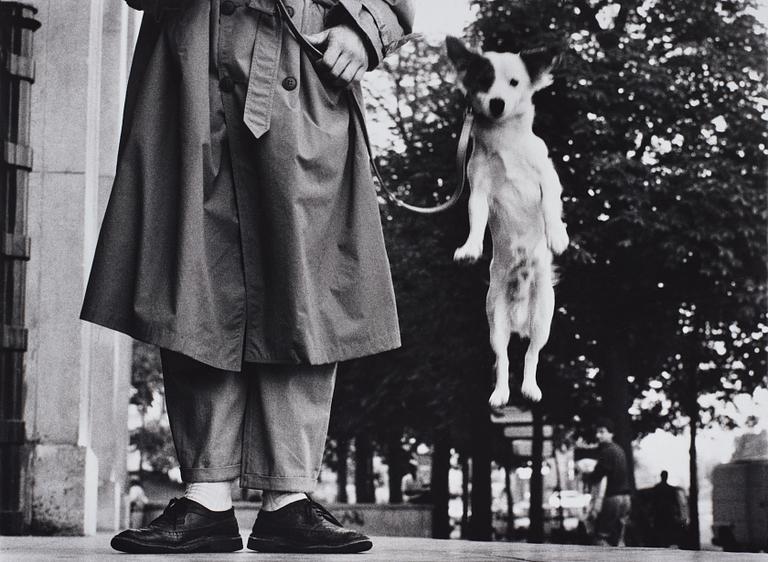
[275,0,473,214]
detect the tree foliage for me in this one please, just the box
[467,0,768,432]
[331,0,768,456]
[131,341,163,414]
[130,341,177,474]
[130,421,177,474]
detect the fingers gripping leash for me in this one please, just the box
[275,0,472,215]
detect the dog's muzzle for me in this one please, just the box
[489,98,505,118]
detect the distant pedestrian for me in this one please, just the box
[588,418,632,546]
[649,470,684,546]
[402,460,430,504]
[401,461,420,499]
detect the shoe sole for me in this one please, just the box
[247,535,372,554]
[111,534,243,554]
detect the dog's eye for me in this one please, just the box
[509,78,519,87]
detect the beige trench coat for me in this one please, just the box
[81,0,413,370]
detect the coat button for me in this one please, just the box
[219,75,234,93]
[221,0,235,16]
[282,76,297,91]
[285,5,294,17]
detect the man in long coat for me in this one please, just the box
[82,0,414,553]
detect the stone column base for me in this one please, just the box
[30,444,98,535]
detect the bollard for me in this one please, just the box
[0,1,40,536]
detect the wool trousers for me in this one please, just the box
[161,349,337,492]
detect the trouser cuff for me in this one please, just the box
[241,473,318,492]
[180,464,241,482]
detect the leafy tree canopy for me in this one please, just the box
[331,0,767,456]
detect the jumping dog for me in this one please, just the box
[447,37,569,405]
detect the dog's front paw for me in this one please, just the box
[488,386,510,408]
[453,243,483,264]
[521,381,542,402]
[547,223,569,255]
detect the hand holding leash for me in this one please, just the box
[276,0,470,214]
[306,27,369,88]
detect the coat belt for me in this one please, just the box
[242,0,285,138]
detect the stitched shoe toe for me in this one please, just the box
[248,497,372,553]
[110,497,243,554]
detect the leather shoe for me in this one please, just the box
[111,497,243,554]
[248,497,372,553]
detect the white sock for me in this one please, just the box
[261,491,306,512]
[184,482,233,512]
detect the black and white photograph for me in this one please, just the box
[0,0,766,559]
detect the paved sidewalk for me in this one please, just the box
[1,534,765,561]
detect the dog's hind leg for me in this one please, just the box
[520,263,554,402]
[487,265,513,408]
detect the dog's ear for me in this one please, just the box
[520,43,564,91]
[446,36,495,95]
[446,36,473,70]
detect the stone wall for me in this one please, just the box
[0,0,140,535]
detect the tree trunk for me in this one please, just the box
[431,434,451,538]
[687,368,701,550]
[604,341,636,491]
[468,397,492,540]
[461,453,470,539]
[529,403,545,543]
[354,434,375,503]
[138,410,146,480]
[504,462,514,540]
[387,431,404,504]
[337,438,349,503]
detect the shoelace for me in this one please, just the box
[307,498,342,527]
[150,498,188,528]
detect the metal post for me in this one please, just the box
[0,1,40,536]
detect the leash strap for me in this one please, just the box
[275,0,472,214]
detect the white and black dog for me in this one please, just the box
[446,37,569,406]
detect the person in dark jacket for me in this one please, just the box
[87,0,414,554]
[648,470,686,546]
[588,418,632,546]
